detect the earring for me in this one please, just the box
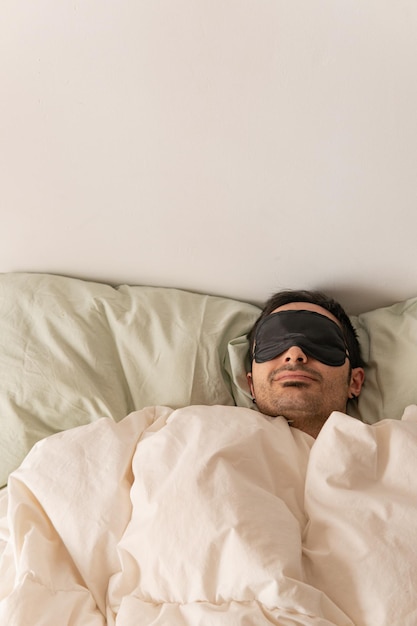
[252,397,257,404]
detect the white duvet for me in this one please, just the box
[1,405,417,625]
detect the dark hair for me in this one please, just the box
[248,289,364,369]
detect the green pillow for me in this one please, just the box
[0,273,260,486]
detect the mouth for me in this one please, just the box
[270,367,321,385]
[274,373,316,383]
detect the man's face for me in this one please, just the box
[247,302,364,438]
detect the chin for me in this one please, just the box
[263,398,324,422]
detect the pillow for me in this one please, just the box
[351,296,417,423]
[0,273,260,486]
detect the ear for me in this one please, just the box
[246,371,255,399]
[348,367,365,398]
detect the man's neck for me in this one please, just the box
[286,414,328,439]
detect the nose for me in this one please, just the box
[283,345,308,364]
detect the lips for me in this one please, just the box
[270,367,321,384]
[275,373,315,383]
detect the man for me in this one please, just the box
[246,290,365,438]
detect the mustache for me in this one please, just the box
[268,364,322,383]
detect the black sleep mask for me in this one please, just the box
[253,310,349,366]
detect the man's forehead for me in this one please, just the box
[270,302,341,328]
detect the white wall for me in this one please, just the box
[1,1,417,313]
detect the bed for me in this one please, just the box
[1,271,417,625]
[3,1,417,624]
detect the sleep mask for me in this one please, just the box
[253,310,349,366]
